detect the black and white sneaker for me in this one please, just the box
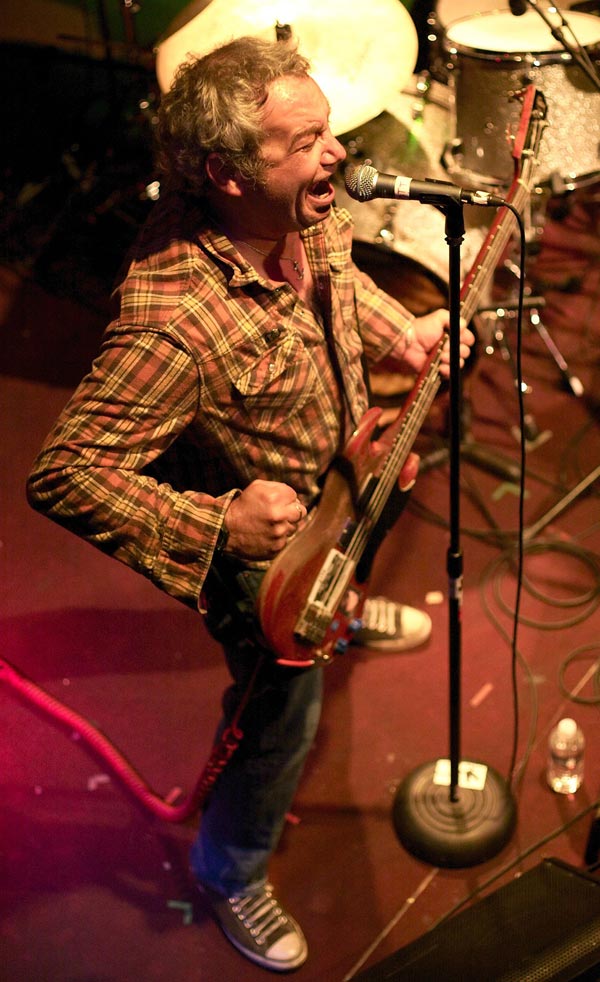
[352,597,432,652]
[201,882,308,972]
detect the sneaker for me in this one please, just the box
[352,596,432,652]
[201,882,308,972]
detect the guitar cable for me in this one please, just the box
[0,649,264,822]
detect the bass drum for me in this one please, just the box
[335,77,492,315]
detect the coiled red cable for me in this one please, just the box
[0,654,261,822]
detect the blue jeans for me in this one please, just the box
[190,560,323,896]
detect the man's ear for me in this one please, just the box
[205,153,244,196]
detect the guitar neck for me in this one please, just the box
[460,181,528,325]
[460,91,546,324]
[362,88,546,535]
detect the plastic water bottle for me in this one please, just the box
[546,718,585,794]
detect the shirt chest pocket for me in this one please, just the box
[229,330,317,416]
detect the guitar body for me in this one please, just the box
[257,407,410,667]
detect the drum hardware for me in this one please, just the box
[480,295,585,397]
[476,299,553,450]
[468,242,584,463]
[415,83,576,486]
[335,76,494,421]
[442,139,507,193]
[458,274,582,488]
[481,237,585,394]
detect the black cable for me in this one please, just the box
[478,556,540,791]
[492,539,600,630]
[497,200,527,791]
[407,482,521,548]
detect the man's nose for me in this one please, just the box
[324,132,346,164]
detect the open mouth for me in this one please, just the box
[308,179,334,202]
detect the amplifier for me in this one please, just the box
[355,859,600,981]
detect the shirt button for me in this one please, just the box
[264,329,281,344]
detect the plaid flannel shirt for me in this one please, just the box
[27,194,415,609]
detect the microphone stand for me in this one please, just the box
[392,201,516,867]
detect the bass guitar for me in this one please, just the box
[257,85,547,667]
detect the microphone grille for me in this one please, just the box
[344,163,378,202]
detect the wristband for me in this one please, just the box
[214,490,241,555]
[214,522,229,555]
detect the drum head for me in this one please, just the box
[436,0,502,30]
[445,9,600,56]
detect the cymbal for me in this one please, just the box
[155,0,418,135]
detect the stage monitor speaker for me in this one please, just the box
[355,859,600,981]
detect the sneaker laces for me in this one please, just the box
[362,597,398,637]
[231,887,288,946]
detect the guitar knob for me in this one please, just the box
[334,638,349,654]
[348,618,363,633]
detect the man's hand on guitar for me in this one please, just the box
[405,309,476,378]
[221,480,307,560]
[398,452,420,492]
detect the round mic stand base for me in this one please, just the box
[392,760,517,868]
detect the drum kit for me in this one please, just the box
[153,0,600,407]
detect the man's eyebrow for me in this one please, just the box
[288,103,332,148]
[289,124,321,148]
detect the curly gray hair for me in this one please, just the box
[155,36,311,196]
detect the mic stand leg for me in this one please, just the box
[392,201,516,867]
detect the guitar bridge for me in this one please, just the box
[293,548,357,644]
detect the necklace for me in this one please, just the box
[238,239,305,280]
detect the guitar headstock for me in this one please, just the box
[509,85,548,181]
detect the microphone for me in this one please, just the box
[509,0,529,15]
[344,163,505,207]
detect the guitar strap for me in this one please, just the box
[355,292,373,407]
[314,264,372,452]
